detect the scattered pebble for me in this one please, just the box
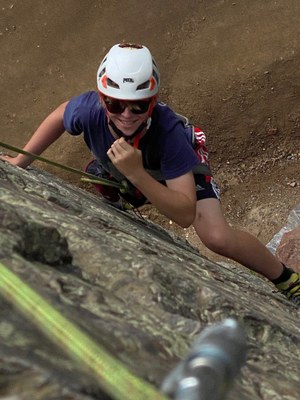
[287,182,297,188]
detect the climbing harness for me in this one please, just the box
[0,261,168,400]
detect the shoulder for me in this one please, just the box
[151,102,193,144]
[64,91,105,134]
[66,91,101,114]
[152,102,183,129]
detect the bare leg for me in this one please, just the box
[193,198,283,280]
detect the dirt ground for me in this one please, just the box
[1,0,300,262]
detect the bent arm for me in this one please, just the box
[2,101,68,168]
[107,137,197,227]
[129,169,196,228]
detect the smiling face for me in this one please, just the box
[107,105,149,136]
[100,95,155,137]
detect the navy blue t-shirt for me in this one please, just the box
[63,91,200,181]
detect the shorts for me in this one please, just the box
[194,174,221,201]
[192,125,220,201]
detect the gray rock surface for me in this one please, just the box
[267,204,300,272]
[276,226,300,272]
[0,161,300,400]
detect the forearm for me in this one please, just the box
[106,137,196,226]
[128,170,196,228]
[13,102,68,168]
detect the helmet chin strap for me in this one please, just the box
[108,117,151,141]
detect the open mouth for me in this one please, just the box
[118,119,139,127]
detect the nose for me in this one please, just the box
[121,105,135,117]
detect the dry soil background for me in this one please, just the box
[1,0,300,261]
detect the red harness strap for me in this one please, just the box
[132,133,142,149]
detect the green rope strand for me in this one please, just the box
[0,141,122,189]
[0,261,168,400]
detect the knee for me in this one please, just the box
[200,228,234,256]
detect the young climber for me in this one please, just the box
[1,43,299,305]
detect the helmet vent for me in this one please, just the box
[152,69,160,85]
[107,78,119,89]
[119,43,143,49]
[98,67,105,78]
[137,80,150,90]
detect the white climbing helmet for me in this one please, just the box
[97,43,160,100]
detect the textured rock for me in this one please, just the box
[0,160,300,400]
[276,226,300,272]
[268,204,300,272]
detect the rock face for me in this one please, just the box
[267,205,300,272]
[276,226,300,272]
[0,161,300,400]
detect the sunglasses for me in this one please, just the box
[102,96,152,114]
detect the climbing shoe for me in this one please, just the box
[275,269,300,306]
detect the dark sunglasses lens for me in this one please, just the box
[104,98,125,114]
[129,100,151,114]
[104,97,151,114]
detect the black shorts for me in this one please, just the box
[194,174,221,201]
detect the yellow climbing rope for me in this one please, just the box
[0,141,123,189]
[0,261,168,400]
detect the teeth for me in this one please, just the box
[121,121,136,126]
